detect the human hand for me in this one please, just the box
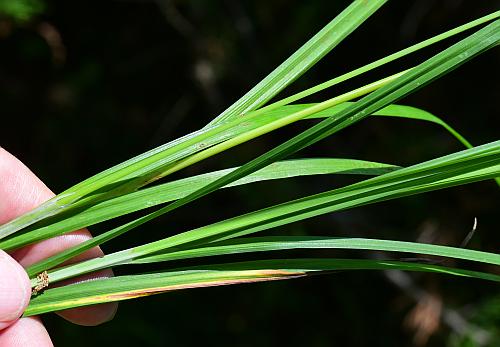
[0,147,117,346]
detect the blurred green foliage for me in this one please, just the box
[0,0,45,22]
[448,294,500,347]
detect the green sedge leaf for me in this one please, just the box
[25,258,500,316]
[131,236,500,266]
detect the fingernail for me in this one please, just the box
[0,251,31,327]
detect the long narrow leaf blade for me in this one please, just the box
[25,258,500,316]
[273,103,473,148]
[206,0,388,127]
[253,11,500,115]
[131,236,500,266]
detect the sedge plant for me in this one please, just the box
[0,0,498,317]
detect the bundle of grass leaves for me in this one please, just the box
[0,0,498,316]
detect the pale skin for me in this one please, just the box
[0,147,118,346]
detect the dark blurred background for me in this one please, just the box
[1,0,499,346]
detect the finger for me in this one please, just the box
[0,147,117,325]
[12,230,106,268]
[0,251,31,331]
[0,317,53,347]
[0,147,53,226]
[13,235,117,326]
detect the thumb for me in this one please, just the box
[0,250,31,330]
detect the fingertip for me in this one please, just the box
[57,301,118,327]
[0,317,53,346]
[55,269,118,326]
[0,251,31,330]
